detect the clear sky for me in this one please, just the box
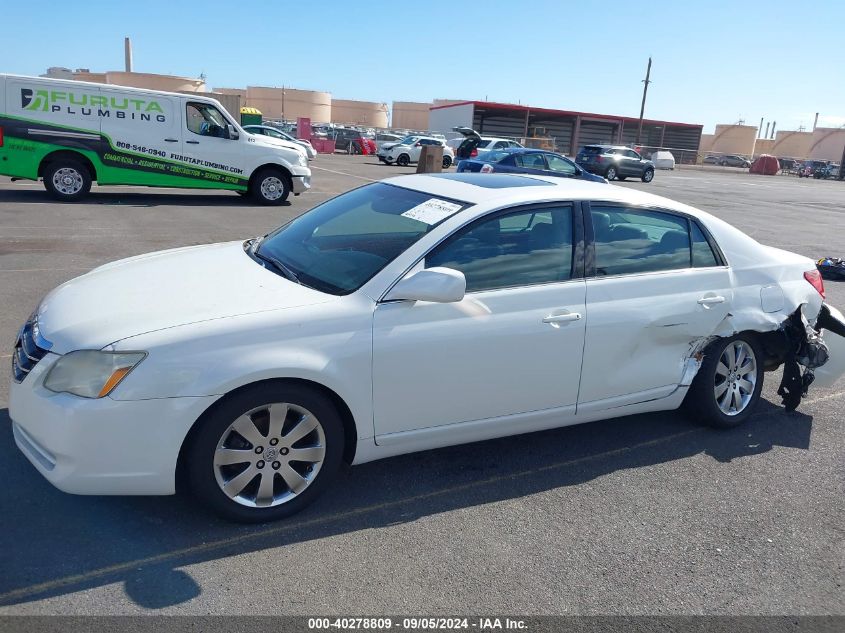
[3,0,843,133]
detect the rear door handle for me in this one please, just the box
[186,140,200,145]
[697,295,726,306]
[164,138,179,142]
[543,312,582,327]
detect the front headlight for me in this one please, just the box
[298,153,308,166]
[44,350,146,398]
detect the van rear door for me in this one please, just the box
[98,86,182,186]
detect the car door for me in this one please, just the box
[543,154,579,179]
[623,149,644,176]
[372,203,586,440]
[578,203,733,411]
[181,99,244,178]
[513,152,549,175]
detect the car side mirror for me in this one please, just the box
[384,267,466,303]
[226,124,239,140]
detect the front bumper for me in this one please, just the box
[291,173,311,194]
[9,353,218,495]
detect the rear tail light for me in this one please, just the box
[804,269,825,298]
[595,155,603,163]
[0,126,4,147]
[470,149,478,157]
[480,163,494,173]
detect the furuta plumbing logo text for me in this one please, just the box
[21,88,167,122]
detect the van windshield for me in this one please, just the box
[255,183,471,295]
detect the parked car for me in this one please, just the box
[330,128,376,154]
[813,163,840,179]
[575,145,655,182]
[457,148,606,183]
[11,174,844,522]
[718,155,752,168]
[798,160,828,178]
[374,133,405,153]
[452,127,524,161]
[702,155,721,165]
[777,157,798,172]
[243,125,317,159]
[381,136,456,168]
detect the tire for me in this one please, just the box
[442,156,453,169]
[396,154,410,167]
[186,382,345,522]
[605,166,617,181]
[43,159,92,202]
[251,168,291,205]
[683,333,764,429]
[641,168,654,183]
[349,142,360,155]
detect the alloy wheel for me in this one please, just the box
[714,340,757,416]
[213,402,326,507]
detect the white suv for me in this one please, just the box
[380,136,456,168]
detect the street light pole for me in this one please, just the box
[635,57,652,146]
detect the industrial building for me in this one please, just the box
[429,101,703,158]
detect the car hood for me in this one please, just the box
[250,134,307,157]
[37,242,332,353]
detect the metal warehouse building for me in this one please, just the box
[429,101,703,159]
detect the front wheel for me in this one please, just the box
[251,168,291,205]
[396,154,411,167]
[641,168,654,183]
[605,166,617,181]
[684,334,764,428]
[187,383,345,522]
[43,160,92,202]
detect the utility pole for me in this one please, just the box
[635,57,652,146]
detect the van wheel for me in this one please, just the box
[396,154,410,167]
[43,160,92,201]
[251,168,290,205]
[187,382,344,522]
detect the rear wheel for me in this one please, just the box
[251,168,291,205]
[684,334,764,428]
[187,383,344,522]
[605,166,617,181]
[442,155,453,169]
[43,159,92,202]
[396,154,410,167]
[641,168,654,183]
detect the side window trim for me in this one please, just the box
[582,201,728,279]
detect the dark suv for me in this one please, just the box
[575,145,655,182]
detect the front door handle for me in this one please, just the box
[543,312,582,328]
[164,138,179,142]
[697,295,726,306]
[186,140,200,145]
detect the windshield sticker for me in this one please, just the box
[400,199,463,225]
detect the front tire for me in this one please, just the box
[641,168,654,183]
[43,159,92,201]
[684,334,764,428]
[187,383,345,522]
[396,154,410,167]
[251,168,291,205]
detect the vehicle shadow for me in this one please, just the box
[0,189,291,208]
[0,399,812,609]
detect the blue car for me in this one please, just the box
[456,148,607,183]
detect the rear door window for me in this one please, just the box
[690,221,720,267]
[590,205,692,276]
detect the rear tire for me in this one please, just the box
[605,166,617,181]
[641,168,654,183]
[187,382,345,522]
[251,168,291,205]
[442,156,453,169]
[43,159,92,202]
[683,334,764,429]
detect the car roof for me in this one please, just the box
[384,172,698,212]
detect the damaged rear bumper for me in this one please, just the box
[812,304,845,388]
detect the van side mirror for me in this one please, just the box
[226,124,239,140]
[384,267,466,303]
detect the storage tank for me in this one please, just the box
[709,124,757,156]
[807,128,845,161]
[98,71,205,92]
[332,99,389,127]
[770,130,813,159]
[245,86,331,122]
[392,101,432,130]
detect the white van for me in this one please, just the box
[0,74,311,204]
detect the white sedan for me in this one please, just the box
[381,136,456,168]
[10,174,845,522]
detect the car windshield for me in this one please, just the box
[580,146,604,154]
[396,136,419,145]
[256,183,470,295]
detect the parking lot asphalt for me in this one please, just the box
[0,157,843,615]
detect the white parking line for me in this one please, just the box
[310,165,377,182]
